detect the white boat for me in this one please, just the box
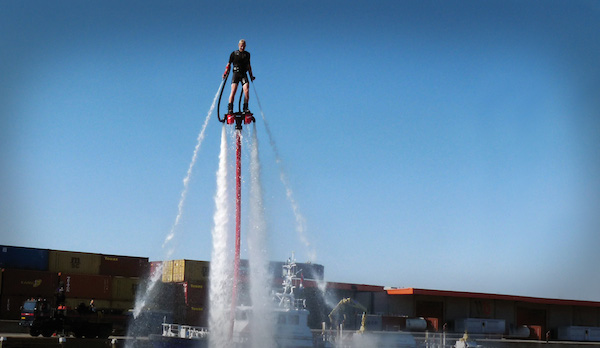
[232,255,314,347]
[150,254,316,348]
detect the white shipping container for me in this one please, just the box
[559,326,587,341]
[455,319,484,334]
[558,326,600,342]
[589,327,600,342]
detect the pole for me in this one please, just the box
[230,129,242,336]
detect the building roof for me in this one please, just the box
[385,288,600,308]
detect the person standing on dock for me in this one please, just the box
[223,39,255,114]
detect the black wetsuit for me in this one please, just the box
[229,50,251,85]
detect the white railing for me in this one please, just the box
[161,323,209,339]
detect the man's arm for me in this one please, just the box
[223,62,230,79]
[248,63,255,81]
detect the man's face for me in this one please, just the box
[239,42,246,51]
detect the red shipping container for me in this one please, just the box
[530,325,542,340]
[426,317,439,331]
[1,295,30,320]
[100,255,149,277]
[1,269,57,297]
[63,273,112,300]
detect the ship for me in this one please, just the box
[149,254,317,348]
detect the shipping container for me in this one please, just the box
[0,245,49,271]
[1,295,30,320]
[100,254,149,277]
[185,305,207,326]
[1,269,57,297]
[112,276,140,301]
[179,281,207,306]
[63,273,112,300]
[529,325,542,340]
[425,317,439,331]
[49,250,101,275]
[454,318,505,335]
[558,326,600,342]
[162,260,174,283]
[171,260,210,283]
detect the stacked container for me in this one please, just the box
[0,268,57,319]
[1,246,52,319]
[0,245,149,320]
[156,259,209,326]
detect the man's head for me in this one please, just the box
[238,39,246,51]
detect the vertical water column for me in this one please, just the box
[209,125,233,348]
[231,129,242,327]
[248,123,276,348]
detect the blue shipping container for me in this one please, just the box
[0,246,49,271]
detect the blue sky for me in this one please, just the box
[2,1,599,301]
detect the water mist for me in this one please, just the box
[209,125,233,348]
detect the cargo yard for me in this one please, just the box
[2,244,600,347]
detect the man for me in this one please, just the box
[223,39,255,114]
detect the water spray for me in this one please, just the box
[250,81,316,261]
[216,72,256,339]
[126,81,224,346]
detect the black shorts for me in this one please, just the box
[231,72,249,85]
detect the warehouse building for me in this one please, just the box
[377,288,600,340]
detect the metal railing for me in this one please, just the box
[161,323,209,339]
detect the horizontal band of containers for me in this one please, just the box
[152,259,324,284]
[0,269,140,300]
[0,245,148,321]
[0,245,149,277]
[0,268,142,320]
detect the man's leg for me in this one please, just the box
[242,83,250,112]
[228,83,238,113]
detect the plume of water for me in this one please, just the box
[209,125,234,348]
[251,83,339,335]
[126,82,224,345]
[162,80,225,253]
[247,123,276,348]
[250,83,316,261]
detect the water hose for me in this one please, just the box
[216,71,230,123]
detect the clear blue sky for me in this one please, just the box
[2,1,599,301]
